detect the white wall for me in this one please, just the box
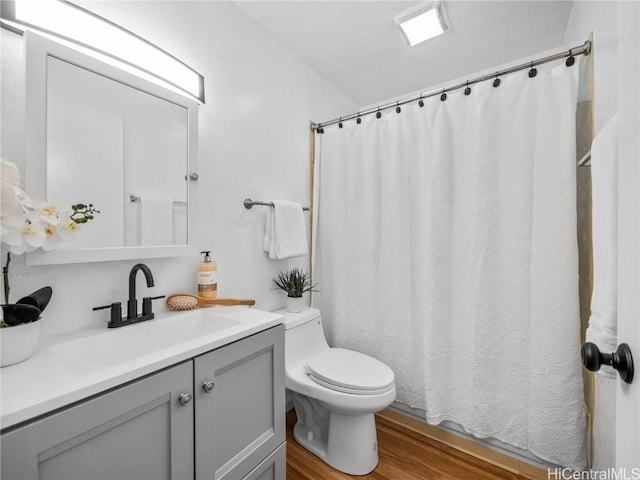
[563,0,619,470]
[0,1,356,336]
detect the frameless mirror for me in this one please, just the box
[24,31,199,265]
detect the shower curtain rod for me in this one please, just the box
[312,40,591,131]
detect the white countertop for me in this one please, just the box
[0,306,283,430]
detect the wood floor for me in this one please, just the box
[285,410,530,480]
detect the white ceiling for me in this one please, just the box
[235,1,574,107]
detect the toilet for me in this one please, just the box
[279,307,396,475]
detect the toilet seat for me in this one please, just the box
[304,348,395,395]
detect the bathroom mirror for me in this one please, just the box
[24,31,199,265]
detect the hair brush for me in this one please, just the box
[166,293,255,311]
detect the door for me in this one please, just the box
[615,0,640,468]
[194,325,285,480]
[1,361,194,480]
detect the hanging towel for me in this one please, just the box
[586,114,618,377]
[139,197,174,246]
[263,200,307,259]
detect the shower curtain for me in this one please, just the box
[313,62,587,469]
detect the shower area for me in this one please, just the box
[311,41,595,472]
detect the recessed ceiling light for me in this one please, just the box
[394,1,450,47]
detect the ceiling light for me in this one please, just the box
[395,1,450,47]
[1,0,204,103]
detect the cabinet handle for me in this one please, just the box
[202,381,215,393]
[178,393,192,406]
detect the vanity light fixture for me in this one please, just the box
[0,0,205,103]
[394,1,450,47]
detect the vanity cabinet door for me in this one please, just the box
[1,361,194,480]
[195,325,285,480]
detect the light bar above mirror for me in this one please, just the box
[0,0,205,104]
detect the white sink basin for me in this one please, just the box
[50,308,246,367]
[1,305,283,430]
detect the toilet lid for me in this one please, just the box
[305,348,394,395]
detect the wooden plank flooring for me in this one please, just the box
[286,410,530,480]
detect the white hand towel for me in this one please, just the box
[263,200,307,259]
[140,197,174,246]
[586,114,618,377]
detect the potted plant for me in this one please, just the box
[272,268,318,313]
[0,158,99,367]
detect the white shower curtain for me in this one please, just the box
[313,62,587,469]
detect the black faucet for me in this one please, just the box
[128,263,154,320]
[93,263,164,328]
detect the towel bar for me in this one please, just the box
[243,198,309,211]
[130,195,187,207]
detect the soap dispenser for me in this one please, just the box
[197,251,217,299]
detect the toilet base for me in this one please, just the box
[293,410,379,475]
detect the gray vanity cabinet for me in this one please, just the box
[195,324,285,480]
[1,325,285,480]
[1,361,194,480]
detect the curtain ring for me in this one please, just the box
[356,114,362,125]
[493,73,501,88]
[528,61,537,78]
[418,96,424,108]
[440,89,447,102]
[464,81,471,96]
[396,102,401,114]
[338,117,343,129]
[376,108,382,119]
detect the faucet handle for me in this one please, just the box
[142,295,165,317]
[93,302,123,328]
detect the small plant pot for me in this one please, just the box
[286,296,306,313]
[0,319,42,367]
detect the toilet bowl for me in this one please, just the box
[279,307,396,475]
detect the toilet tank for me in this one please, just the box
[277,307,329,367]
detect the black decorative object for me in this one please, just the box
[464,84,471,95]
[1,304,41,326]
[418,98,424,108]
[356,116,362,124]
[566,55,575,67]
[528,62,537,78]
[17,286,52,314]
[440,92,447,102]
[376,110,382,119]
[338,120,343,129]
[493,76,501,88]
[395,104,401,113]
[581,342,634,384]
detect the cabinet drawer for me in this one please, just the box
[1,361,194,480]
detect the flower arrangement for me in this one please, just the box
[0,158,99,320]
[272,268,318,298]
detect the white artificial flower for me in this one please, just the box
[1,220,45,255]
[57,213,81,241]
[0,222,25,247]
[35,201,59,225]
[0,159,21,186]
[1,159,95,258]
[20,220,46,250]
[0,200,25,230]
[41,223,61,251]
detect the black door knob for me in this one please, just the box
[581,342,634,384]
